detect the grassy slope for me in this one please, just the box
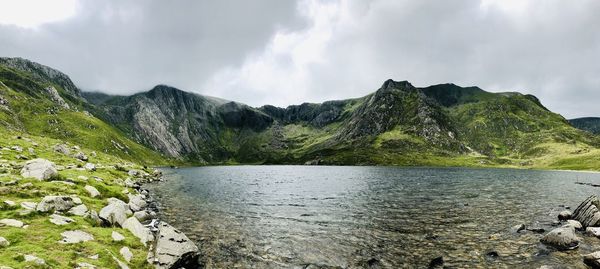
[0,127,154,268]
[0,65,170,166]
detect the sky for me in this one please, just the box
[0,0,599,118]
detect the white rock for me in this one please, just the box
[133,211,151,222]
[122,217,153,246]
[128,194,146,212]
[587,227,600,237]
[0,236,9,247]
[20,201,36,210]
[565,220,583,230]
[84,163,96,171]
[36,195,77,212]
[120,246,133,262]
[85,185,101,198]
[24,254,45,265]
[75,262,96,269]
[78,175,89,181]
[112,256,130,269]
[112,231,125,241]
[99,198,131,227]
[147,222,199,268]
[20,158,58,180]
[49,214,75,225]
[59,230,94,244]
[3,200,16,207]
[68,204,89,216]
[0,218,24,228]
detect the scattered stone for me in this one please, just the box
[76,262,96,269]
[84,185,101,198]
[59,230,94,244]
[128,194,146,212]
[49,214,75,225]
[0,218,24,228]
[89,254,99,260]
[565,220,583,230]
[78,175,89,181]
[20,158,58,180]
[123,217,153,245]
[120,246,133,262]
[68,204,89,216]
[53,144,71,155]
[11,146,22,152]
[123,178,135,188]
[20,201,36,210]
[0,236,9,247]
[511,223,526,233]
[133,211,151,222]
[99,198,131,227]
[112,256,130,269]
[587,227,600,237]
[36,195,77,212]
[558,210,572,221]
[573,195,600,227]
[88,210,103,226]
[147,222,200,268]
[74,152,88,161]
[127,170,138,177]
[84,163,96,171]
[112,231,125,242]
[583,251,600,268]
[24,254,45,265]
[3,200,16,207]
[540,226,580,250]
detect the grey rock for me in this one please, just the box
[88,210,102,226]
[587,227,600,237]
[59,230,94,244]
[558,210,572,221]
[24,254,45,265]
[540,226,580,250]
[573,195,600,227]
[122,217,153,246]
[120,246,133,262]
[20,158,58,180]
[45,86,70,109]
[0,218,24,228]
[74,152,88,161]
[49,214,75,225]
[133,211,151,222]
[128,194,147,212]
[3,200,16,207]
[36,195,77,212]
[99,201,129,227]
[112,231,125,242]
[75,262,96,269]
[84,185,101,198]
[68,204,89,216]
[510,223,525,233]
[53,144,71,155]
[84,163,96,171]
[112,256,130,269]
[147,222,200,268]
[0,236,9,247]
[565,220,583,230]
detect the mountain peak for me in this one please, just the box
[0,57,81,97]
[381,79,413,90]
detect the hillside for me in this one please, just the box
[570,117,600,135]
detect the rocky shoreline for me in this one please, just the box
[0,137,200,268]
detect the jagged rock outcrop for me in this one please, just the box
[147,222,200,269]
[572,195,600,227]
[0,57,81,97]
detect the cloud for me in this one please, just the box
[0,0,599,118]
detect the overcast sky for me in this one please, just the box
[0,0,599,118]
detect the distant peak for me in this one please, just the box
[381,79,413,90]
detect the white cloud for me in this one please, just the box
[0,0,77,28]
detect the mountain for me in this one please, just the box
[570,117,600,135]
[2,57,600,170]
[0,57,167,165]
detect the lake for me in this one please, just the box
[145,166,600,268]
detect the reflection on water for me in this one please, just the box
[146,166,600,268]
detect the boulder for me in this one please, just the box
[147,222,200,268]
[3,200,16,207]
[588,227,600,237]
[120,247,133,262]
[36,196,77,212]
[0,236,9,247]
[540,226,580,250]
[24,254,45,265]
[565,220,583,230]
[99,202,129,227]
[84,185,101,198]
[88,210,103,226]
[0,218,24,228]
[128,194,147,212]
[53,144,71,155]
[59,230,94,244]
[122,217,153,246]
[584,251,600,268]
[20,158,58,180]
[112,231,125,242]
[68,204,89,216]
[510,223,526,233]
[84,163,96,171]
[133,211,151,222]
[49,214,75,225]
[572,195,600,227]
[558,210,572,221]
[74,152,88,161]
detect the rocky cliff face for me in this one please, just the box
[570,118,600,135]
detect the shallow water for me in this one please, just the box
[146,166,600,268]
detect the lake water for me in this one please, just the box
[146,166,600,268]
